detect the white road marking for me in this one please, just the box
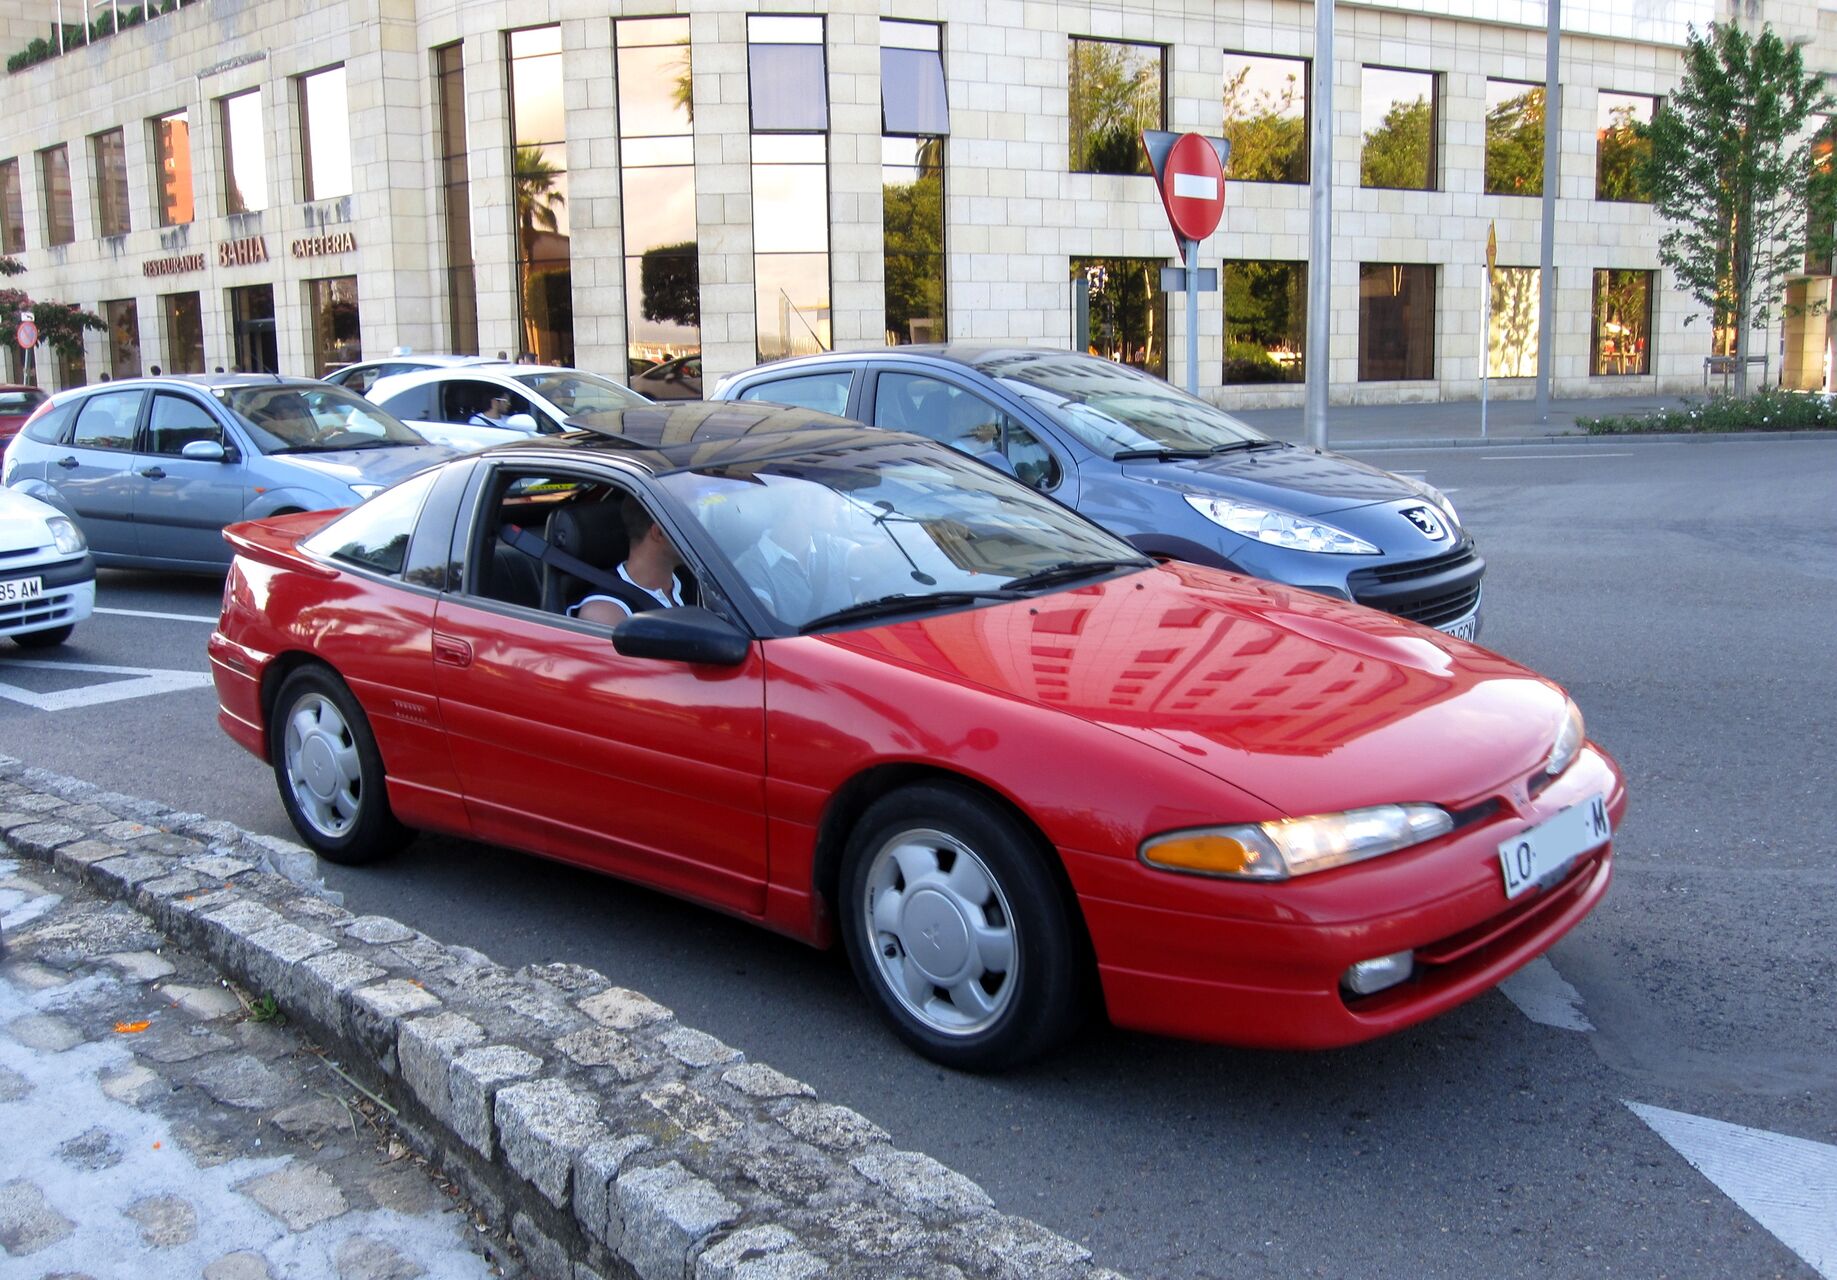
[0,658,212,711]
[1628,1102,1837,1279]
[94,606,217,623]
[1481,452,1635,460]
[1498,956,1594,1030]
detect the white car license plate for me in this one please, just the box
[1437,611,1480,641]
[1499,794,1611,899]
[0,576,42,605]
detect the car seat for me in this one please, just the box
[539,500,630,614]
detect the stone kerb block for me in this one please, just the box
[349,979,443,1075]
[239,921,338,1003]
[573,1134,652,1251]
[497,1078,607,1209]
[943,1212,1095,1279]
[579,986,673,1032]
[850,1150,993,1221]
[450,1044,544,1157]
[777,1102,888,1154]
[398,1011,486,1124]
[616,1161,742,1280]
[187,897,288,969]
[51,839,128,875]
[294,950,389,1042]
[83,853,174,897]
[694,1225,827,1280]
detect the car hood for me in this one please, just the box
[275,443,457,488]
[1117,444,1424,517]
[0,485,62,553]
[825,561,1566,817]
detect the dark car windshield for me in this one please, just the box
[215,385,430,453]
[976,351,1268,458]
[658,438,1149,632]
[511,370,648,415]
[0,389,48,415]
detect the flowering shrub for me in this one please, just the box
[1579,387,1837,433]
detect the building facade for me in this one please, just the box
[2,0,1834,406]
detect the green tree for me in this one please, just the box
[1596,104,1652,201]
[1360,97,1432,189]
[884,169,944,343]
[1068,40,1161,176]
[0,255,24,277]
[1222,66,1307,183]
[1485,88,1545,195]
[1641,21,1837,395]
[0,287,105,378]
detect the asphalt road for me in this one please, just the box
[4,436,1833,1279]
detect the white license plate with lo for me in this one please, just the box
[1499,794,1611,899]
[1437,612,1480,641]
[0,576,42,605]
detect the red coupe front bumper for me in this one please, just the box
[1068,745,1627,1049]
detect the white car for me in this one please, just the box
[323,353,497,396]
[365,364,651,451]
[0,486,94,648]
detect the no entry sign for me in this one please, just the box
[15,320,37,349]
[1141,130,1230,257]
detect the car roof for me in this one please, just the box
[343,354,495,369]
[54,374,331,399]
[473,400,899,474]
[719,344,1085,387]
[0,384,47,395]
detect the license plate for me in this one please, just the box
[1437,611,1480,641]
[1499,794,1611,899]
[0,576,42,604]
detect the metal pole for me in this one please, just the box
[1185,238,1200,396]
[1481,270,1490,439]
[1304,0,1334,450]
[55,0,64,54]
[1534,0,1561,423]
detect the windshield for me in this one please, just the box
[659,438,1148,632]
[0,389,47,414]
[216,385,430,453]
[977,351,1269,457]
[512,370,648,416]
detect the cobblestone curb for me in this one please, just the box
[0,757,1124,1280]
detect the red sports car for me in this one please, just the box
[210,402,1625,1069]
[0,384,50,453]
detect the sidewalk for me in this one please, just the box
[1229,392,1688,448]
[0,855,502,1279]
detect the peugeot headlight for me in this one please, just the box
[1183,494,1379,555]
[46,517,86,555]
[1140,804,1455,880]
[349,483,386,500]
[1402,474,1461,526]
[1545,699,1585,777]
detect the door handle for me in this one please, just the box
[56,456,78,469]
[139,466,166,479]
[433,634,473,668]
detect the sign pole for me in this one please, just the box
[1185,238,1201,396]
[1482,219,1496,441]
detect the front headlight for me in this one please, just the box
[46,517,86,555]
[1183,494,1379,554]
[1141,804,1455,880]
[1402,474,1461,526]
[1545,699,1585,777]
[349,484,386,500]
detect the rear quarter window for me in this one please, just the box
[301,469,440,578]
[376,383,437,422]
[736,371,853,416]
[21,399,75,443]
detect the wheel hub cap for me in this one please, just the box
[301,735,340,800]
[900,888,972,985]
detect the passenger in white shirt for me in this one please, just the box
[569,503,686,624]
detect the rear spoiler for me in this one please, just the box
[221,511,343,578]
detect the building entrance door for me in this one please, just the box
[229,284,278,374]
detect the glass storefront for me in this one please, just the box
[162,291,205,374]
[103,299,141,380]
[230,284,279,374]
[308,276,362,375]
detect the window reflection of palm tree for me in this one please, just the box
[514,144,568,361]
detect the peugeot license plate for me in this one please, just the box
[1436,611,1480,641]
[0,576,42,605]
[1499,794,1611,899]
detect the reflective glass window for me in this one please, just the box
[38,145,73,246]
[1223,260,1305,383]
[0,158,23,253]
[434,43,477,354]
[1221,53,1307,184]
[71,390,146,451]
[103,299,141,380]
[303,469,441,578]
[300,66,353,200]
[1071,257,1167,376]
[617,17,698,383]
[162,291,205,374]
[308,276,362,376]
[153,110,193,226]
[229,284,278,374]
[749,17,829,363]
[147,393,225,455]
[1596,92,1656,202]
[1592,268,1653,375]
[748,15,828,132]
[92,128,129,236]
[1485,80,1544,196]
[510,27,573,365]
[1360,67,1437,191]
[1488,267,1540,377]
[884,137,946,345]
[736,371,852,414]
[1358,263,1435,381]
[221,88,270,214]
[882,20,947,136]
[1069,38,1163,176]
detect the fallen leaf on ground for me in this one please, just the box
[114,1020,151,1034]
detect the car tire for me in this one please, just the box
[12,624,74,649]
[269,666,410,865]
[839,783,1084,1071]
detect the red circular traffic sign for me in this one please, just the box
[14,320,37,349]
[1160,132,1226,243]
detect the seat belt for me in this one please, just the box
[498,524,661,614]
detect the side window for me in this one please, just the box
[439,380,537,425]
[147,394,226,455]
[22,399,77,444]
[876,373,1062,490]
[70,390,147,451]
[300,468,440,577]
[1002,419,1063,491]
[736,371,852,415]
[376,382,436,422]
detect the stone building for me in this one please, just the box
[1,0,1832,405]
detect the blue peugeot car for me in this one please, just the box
[713,347,1482,637]
[1,375,455,572]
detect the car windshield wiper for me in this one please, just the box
[1110,447,1216,461]
[1002,558,1150,593]
[1207,439,1284,454]
[798,590,1019,634]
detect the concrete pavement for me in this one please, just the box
[1229,391,1688,447]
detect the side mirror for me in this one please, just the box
[504,412,538,433]
[180,439,228,462]
[611,606,750,666]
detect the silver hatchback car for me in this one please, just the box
[1,376,455,571]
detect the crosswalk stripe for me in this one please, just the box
[1498,956,1593,1031]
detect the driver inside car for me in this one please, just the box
[570,502,688,624]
